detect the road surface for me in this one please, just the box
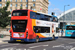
[0,37,75,50]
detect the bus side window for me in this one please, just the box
[40,14,44,20]
[34,26,50,33]
[30,11,35,19]
[52,17,58,22]
[53,17,56,22]
[36,13,41,20]
[44,15,48,21]
[34,26,41,33]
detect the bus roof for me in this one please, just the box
[66,25,75,26]
[52,15,57,17]
[12,9,57,18]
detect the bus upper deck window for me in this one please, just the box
[12,10,28,16]
[53,17,58,22]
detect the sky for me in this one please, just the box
[48,0,75,16]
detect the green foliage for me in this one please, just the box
[0,1,11,28]
[20,6,22,9]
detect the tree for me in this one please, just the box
[20,6,22,9]
[0,1,11,28]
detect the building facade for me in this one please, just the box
[58,8,75,29]
[0,0,49,14]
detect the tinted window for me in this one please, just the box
[30,11,53,21]
[40,14,44,20]
[0,0,2,2]
[66,26,75,30]
[44,15,52,21]
[34,26,50,33]
[36,13,41,20]
[12,20,27,32]
[52,17,58,22]
[30,11,36,19]
[44,15,48,21]
[56,28,59,33]
[12,10,28,16]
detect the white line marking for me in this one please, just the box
[52,44,64,48]
[70,47,75,50]
[0,44,19,47]
[29,45,48,48]
[43,49,46,50]
[69,42,75,44]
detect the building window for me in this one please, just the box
[15,4,17,7]
[15,0,17,2]
[10,0,12,2]
[21,0,22,2]
[0,4,2,7]
[0,0,2,2]
[26,4,27,7]
[21,4,22,7]
[10,9,12,12]
[10,4,12,7]
[32,0,36,1]
[5,0,7,2]
[5,4,7,6]
[26,0,27,2]
[33,4,35,6]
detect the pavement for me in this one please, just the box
[0,36,10,44]
[0,31,10,36]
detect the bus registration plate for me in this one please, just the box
[16,40,21,42]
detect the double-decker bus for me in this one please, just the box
[65,25,75,37]
[9,9,59,42]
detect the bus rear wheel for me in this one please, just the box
[52,35,55,40]
[35,37,39,43]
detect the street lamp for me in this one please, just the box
[27,0,28,9]
[64,5,70,21]
[62,5,70,36]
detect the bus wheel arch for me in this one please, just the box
[52,35,55,40]
[35,36,39,43]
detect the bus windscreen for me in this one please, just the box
[12,20,27,32]
[12,10,28,16]
[66,26,75,30]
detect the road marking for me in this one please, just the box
[59,38,73,40]
[29,44,48,48]
[69,42,75,44]
[70,47,75,50]
[52,44,64,48]
[0,44,19,47]
[43,49,46,50]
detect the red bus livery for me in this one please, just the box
[9,9,58,42]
